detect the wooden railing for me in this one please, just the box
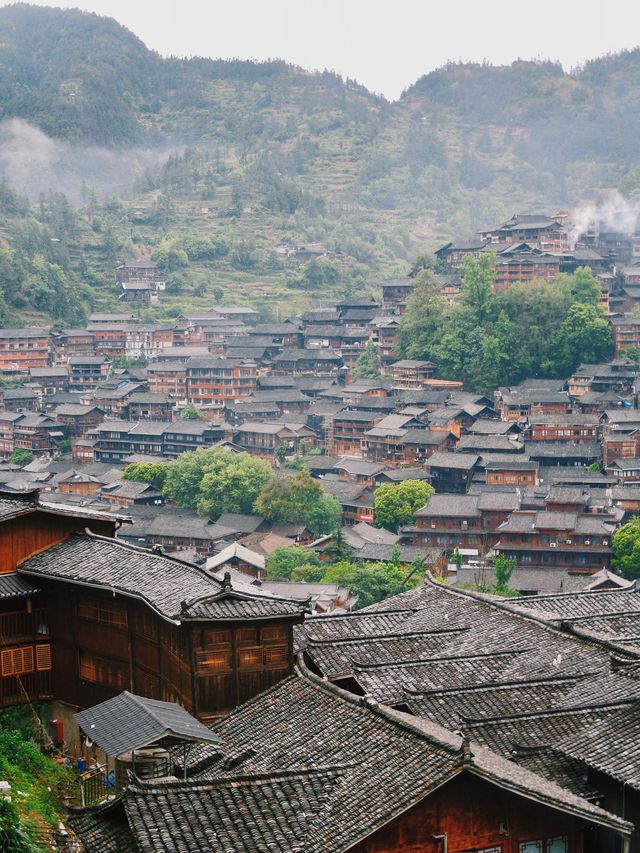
[79,765,114,808]
[0,608,48,642]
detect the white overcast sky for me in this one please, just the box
[5,0,640,99]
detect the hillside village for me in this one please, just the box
[0,206,636,848]
[0,211,637,595]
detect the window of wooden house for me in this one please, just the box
[263,646,288,666]
[518,841,567,853]
[1,645,34,677]
[35,644,51,672]
[237,647,262,668]
[203,629,231,647]
[236,627,258,647]
[196,648,232,674]
[77,599,127,629]
[79,652,126,690]
[262,625,288,643]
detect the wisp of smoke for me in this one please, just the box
[569,191,640,247]
[0,118,175,203]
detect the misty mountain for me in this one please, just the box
[2,4,640,326]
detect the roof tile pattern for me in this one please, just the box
[19,533,304,622]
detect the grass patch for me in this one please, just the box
[0,706,76,850]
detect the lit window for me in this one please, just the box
[264,646,288,665]
[196,649,232,673]
[238,648,262,668]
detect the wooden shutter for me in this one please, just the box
[35,644,51,672]
[1,645,34,676]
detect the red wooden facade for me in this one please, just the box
[350,773,609,853]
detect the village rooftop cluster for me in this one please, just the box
[0,210,640,850]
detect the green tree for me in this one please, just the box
[351,340,381,380]
[254,469,339,535]
[374,480,435,532]
[493,554,516,591]
[302,257,340,288]
[162,449,273,515]
[622,346,640,368]
[612,517,640,580]
[123,461,169,490]
[545,303,614,376]
[255,469,323,522]
[303,493,343,538]
[197,455,274,518]
[570,266,600,305]
[462,251,496,326]
[321,560,417,609]
[10,449,33,467]
[265,546,321,581]
[398,268,448,360]
[162,450,213,510]
[181,403,204,420]
[291,562,325,582]
[321,526,355,563]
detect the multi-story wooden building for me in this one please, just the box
[69,356,111,391]
[271,349,343,377]
[494,510,614,572]
[380,277,414,312]
[87,322,132,359]
[363,426,455,467]
[485,457,540,485]
[0,492,304,720]
[610,315,640,353]
[0,412,23,457]
[407,492,520,554]
[496,385,571,421]
[28,367,69,396]
[329,410,381,457]
[50,329,95,364]
[435,240,489,268]
[53,404,107,438]
[115,260,160,284]
[233,422,316,458]
[479,213,569,250]
[185,357,258,408]
[122,393,174,422]
[0,328,49,372]
[147,361,188,400]
[527,414,600,444]
[13,415,65,454]
[370,316,401,365]
[389,359,437,389]
[91,420,228,463]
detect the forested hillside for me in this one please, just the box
[2,3,640,324]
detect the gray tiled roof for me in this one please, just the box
[19,533,304,622]
[68,800,136,853]
[75,691,221,757]
[122,670,628,853]
[0,573,41,599]
[298,578,640,794]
